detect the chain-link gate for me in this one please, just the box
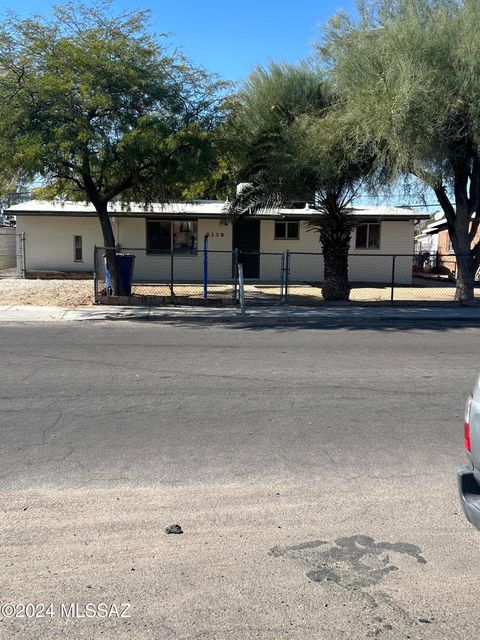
[93,246,286,305]
[237,251,285,304]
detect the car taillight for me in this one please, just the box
[465,395,473,452]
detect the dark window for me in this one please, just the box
[146,220,197,254]
[74,235,83,262]
[146,220,171,253]
[275,222,286,239]
[275,221,299,239]
[355,223,380,249]
[287,222,299,239]
[356,224,367,248]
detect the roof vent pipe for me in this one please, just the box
[236,183,253,196]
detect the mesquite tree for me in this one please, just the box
[226,62,373,300]
[320,0,480,303]
[0,1,226,294]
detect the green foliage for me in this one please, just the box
[225,62,374,238]
[0,174,29,214]
[223,61,376,300]
[0,1,229,208]
[319,0,480,300]
[320,0,480,191]
[226,62,328,206]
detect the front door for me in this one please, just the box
[233,219,260,278]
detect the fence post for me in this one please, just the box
[93,244,98,303]
[15,233,21,278]
[284,250,290,304]
[233,248,239,303]
[390,255,396,304]
[16,232,26,278]
[238,263,246,316]
[22,232,26,277]
[203,234,209,300]
[170,250,174,298]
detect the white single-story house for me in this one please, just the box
[7,200,429,284]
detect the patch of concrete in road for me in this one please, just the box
[271,535,428,637]
[271,535,426,590]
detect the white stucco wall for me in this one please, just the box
[350,220,414,284]
[16,215,414,284]
[16,216,104,272]
[262,219,414,284]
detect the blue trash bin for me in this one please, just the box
[104,253,135,296]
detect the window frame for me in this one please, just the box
[146,218,198,255]
[355,222,381,250]
[73,235,83,263]
[274,220,300,240]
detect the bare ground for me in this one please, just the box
[0,278,93,306]
[0,275,472,306]
[131,282,467,303]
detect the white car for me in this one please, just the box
[458,377,480,529]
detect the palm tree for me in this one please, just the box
[225,62,373,301]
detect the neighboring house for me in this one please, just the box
[419,217,480,278]
[414,220,440,255]
[7,200,428,284]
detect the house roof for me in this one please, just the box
[6,199,429,221]
[422,218,448,234]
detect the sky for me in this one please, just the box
[0,0,357,82]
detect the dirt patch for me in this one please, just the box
[0,278,93,306]
[26,270,93,280]
[1,276,474,307]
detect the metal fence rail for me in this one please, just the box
[93,246,477,305]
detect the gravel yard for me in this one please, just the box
[0,275,473,306]
[0,278,93,306]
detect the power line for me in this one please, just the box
[393,203,440,208]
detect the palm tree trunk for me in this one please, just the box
[322,250,350,301]
[317,205,352,301]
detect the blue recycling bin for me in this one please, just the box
[105,253,135,295]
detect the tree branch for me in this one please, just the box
[432,184,456,231]
[52,172,85,192]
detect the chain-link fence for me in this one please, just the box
[286,252,475,303]
[94,246,478,305]
[0,231,24,278]
[94,247,237,302]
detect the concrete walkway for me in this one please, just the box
[1,303,480,324]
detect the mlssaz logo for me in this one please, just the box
[60,603,131,618]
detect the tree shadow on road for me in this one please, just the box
[107,315,480,332]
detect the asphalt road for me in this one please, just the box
[0,319,479,639]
